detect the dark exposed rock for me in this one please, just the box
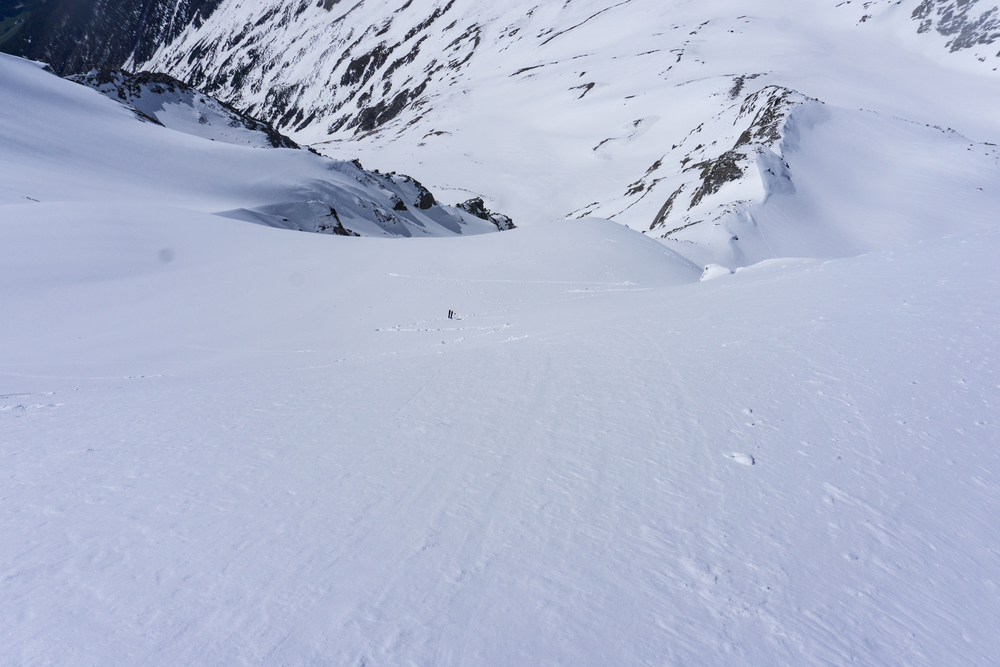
[1,0,224,75]
[457,197,491,220]
[341,43,396,88]
[625,181,646,197]
[487,212,515,231]
[362,172,437,212]
[511,63,550,76]
[323,207,359,236]
[734,86,797,148]
[457,197,515,231]
[404,0,454,41]
[912,0,1000,51]
[688,151,746,209]
[331,219,360,236]
[413,183,435,209]
[352,81,428,133]
[650,185,684,230]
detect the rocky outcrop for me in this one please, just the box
[457,197,516,231]
[912,0,1000,52]
[69,68,299,148]
[139,1,482,137]
[581,84,806,238]
[214,161,513,237]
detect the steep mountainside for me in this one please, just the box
[5,1,999,247]
[118,0,1000,241]
[127,0,1000,138]
[6,1,999,133]
[0,0,223,75]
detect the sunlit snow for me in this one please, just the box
[2,1,1000,665]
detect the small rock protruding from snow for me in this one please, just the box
[457,197,516,231]
[700,264,734,281]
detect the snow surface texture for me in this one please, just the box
[0,55,507,238]
[127,0,1000,241]
[4,189,1000,666]
[3,3,1000,666]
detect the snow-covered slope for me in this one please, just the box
[4,179,1000,667]
[4,3,1000,665]
[133,0,1000,138]
[0,54,510,237]
[68,68,299,149]
[120,0,1000,243]
[581,86,1000,267]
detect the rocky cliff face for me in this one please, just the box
[130,0,492,137]
[912,0,1000,52]
[0,0,222,75]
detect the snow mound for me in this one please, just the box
[700,264,734,281]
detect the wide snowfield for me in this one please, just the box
[3,3,1000,661]
[3,201,1000,665]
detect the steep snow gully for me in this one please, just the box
[2,1,1000,666]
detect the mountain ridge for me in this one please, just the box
[0,54,515,238]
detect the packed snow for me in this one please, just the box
[3,1,1000,665]
[5,198,1000,666]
